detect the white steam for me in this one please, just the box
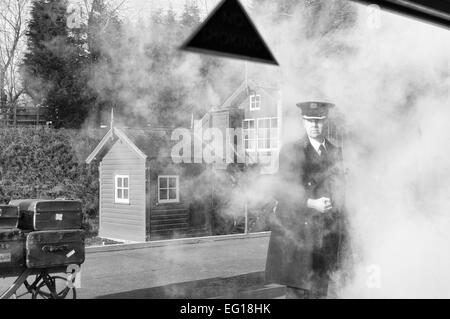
[250,2,450,298]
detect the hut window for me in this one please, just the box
[243,119,256,151]
[115,175,129,204]
[249,94,261,111]
[158,175,179,203]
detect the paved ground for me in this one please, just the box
[0,234,271,299]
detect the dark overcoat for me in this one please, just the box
[265,136,347,290]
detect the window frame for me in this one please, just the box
[256,117,278,152]
[243,119,256,151]
[249,94,261,111]
[114,175,130,204]
[158,175,180,204]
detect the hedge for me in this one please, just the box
[0,126,104,236]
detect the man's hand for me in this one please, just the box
[307,197,332,213]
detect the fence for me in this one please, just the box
[0,106,49,127]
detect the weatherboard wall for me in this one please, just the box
[99,139,147,242]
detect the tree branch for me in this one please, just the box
[0,0,29,106]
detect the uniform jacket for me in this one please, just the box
[265,136,348,289]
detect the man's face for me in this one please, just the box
[303,118,326,139]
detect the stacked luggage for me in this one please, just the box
[0,200,85,273]
[0,227,26,272]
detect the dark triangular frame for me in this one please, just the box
[180,0,279,65]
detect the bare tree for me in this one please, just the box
[0,0,30,109]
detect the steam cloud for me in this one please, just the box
[251,2,450,298]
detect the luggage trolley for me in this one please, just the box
[0,200,85,299]
[1,265,79,299]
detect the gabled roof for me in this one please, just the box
[86,126,206,164]
[86,78,281,165]
[85,127,114,164]
[220,81,248,109]
[85,127,148,164]
[120,128,175,159]
[216,78,279,111]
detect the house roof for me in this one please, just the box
[216,78,279,110]
[86,128,148,163]
[85,127,115,164]
[86,126,206,164]
[86,78,281,165]
[120,128,175,159]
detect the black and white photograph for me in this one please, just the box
[0,0,449,302]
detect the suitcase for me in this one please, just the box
[0,205,20,229]
[9,199,82,231]
[0,229,26,273]
[26,230,85,268]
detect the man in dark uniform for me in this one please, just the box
[265,101,347,299]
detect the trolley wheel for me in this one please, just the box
[32,275,76,299]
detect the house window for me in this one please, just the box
[115,175,129,204]
[257,117,278,151]
[243,119,256,151]
[158,175,179,203]
[249,94,261,111]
